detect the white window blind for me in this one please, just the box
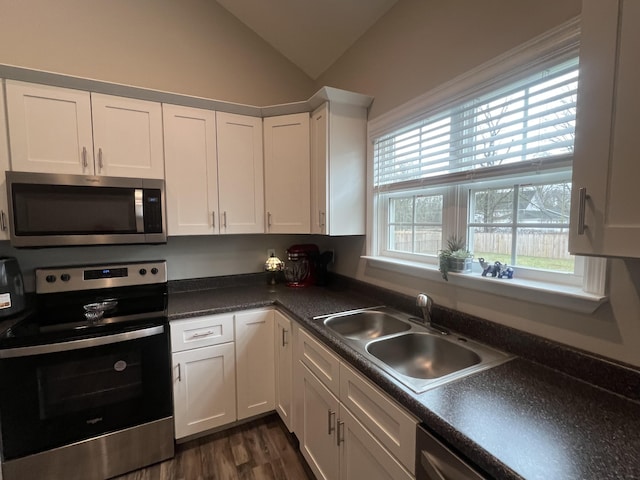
[374,56,579,192]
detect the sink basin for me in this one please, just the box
[324,310,411,341]
[315,306,511,393]
[366,332,481,379]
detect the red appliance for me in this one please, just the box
[284,244,319,287]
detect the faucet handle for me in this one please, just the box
[416,293,432,311]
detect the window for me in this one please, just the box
[369,20,605,296]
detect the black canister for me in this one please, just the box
[0,257,25,318]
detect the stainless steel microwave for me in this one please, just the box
[6,171,166,247]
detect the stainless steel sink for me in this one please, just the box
[316,307,511,393]
[367,332,481,379]
[324,310,411,341]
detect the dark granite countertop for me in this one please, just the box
[168,281,640,480]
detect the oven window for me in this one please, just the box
[37,351,143,419]
[12,183,137,235]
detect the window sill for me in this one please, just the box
[361,256,608,314]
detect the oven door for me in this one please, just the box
[0,326,172,461]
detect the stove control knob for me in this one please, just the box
[46,274,57,283]
[139,268,147,276]
[151,267,158,275]
[60,274,71,282]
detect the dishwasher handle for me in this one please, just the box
[416,425,487,480]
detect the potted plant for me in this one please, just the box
[438,236,473,281]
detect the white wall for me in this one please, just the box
[316,0,582,119]
[317,1,640,368]
[0,0,316,106]
[0,235,333,292]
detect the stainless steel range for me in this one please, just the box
[0,261,174,480]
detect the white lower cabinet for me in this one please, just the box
[171,314,237,440]
[170,312,416,478]
[274,311,294,431]
[235,309,275,420]
[295,325,417,480]
[300,363,341,480]
[170,309,278,439]
[172,342,237,439]
[340,408,413,480]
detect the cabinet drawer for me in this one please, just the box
[340,363,418,474]
[297,327,340,396]
[170,314,234,352]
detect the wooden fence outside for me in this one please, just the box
[392,231,571,259]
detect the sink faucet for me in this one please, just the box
[416,293,447,334]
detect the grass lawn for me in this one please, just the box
[474,252,574,273]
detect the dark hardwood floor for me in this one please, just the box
[113,415,314,480]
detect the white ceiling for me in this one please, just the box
[216,0,398,79]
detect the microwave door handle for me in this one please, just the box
[135,189,144,232]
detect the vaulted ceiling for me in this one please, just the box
[215,0,398,79]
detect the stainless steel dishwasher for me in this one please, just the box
[416,424,488,480]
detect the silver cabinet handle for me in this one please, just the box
[98,147,104,172]
[282,328,288,347]
[177,363,182,382]
[192,330,214,338]
[577,187,589,235]
[223,211,227,228]
[319,210,325,228]
[336,420,344,446]
[82,146,88,170]
[327,409,336,435]
[212,211,215,228]
[267,212,272,229]
[0,211,6,232]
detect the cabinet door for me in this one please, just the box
[274,311,293,431]
[235,309,275,420]
[311,102,367,236]
[339,407,413,480]
[0,82,10,239]
[570,0,640,257]
[91,93,164,179]
[163,104,219,235]
[310,103,329,234]
[300,363,340,480]
[216,112,265,234]
[5,80,94,175]
[264,113,310,234]
[172,343,236,439]
[339,363,417,474]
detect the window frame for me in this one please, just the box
[366,16,607,310]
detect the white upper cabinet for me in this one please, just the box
[90,93,164,179]
[5,81,164,178]
[163,104,219,236]
[264,113,310,234]
[216,112,265,234]
[310,102,367,236]
[569,0,640,257]
[0,82,10,239]
[5,81,94,175]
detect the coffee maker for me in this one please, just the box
[284,244,319,287]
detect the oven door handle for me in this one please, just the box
[0,325,165,358]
